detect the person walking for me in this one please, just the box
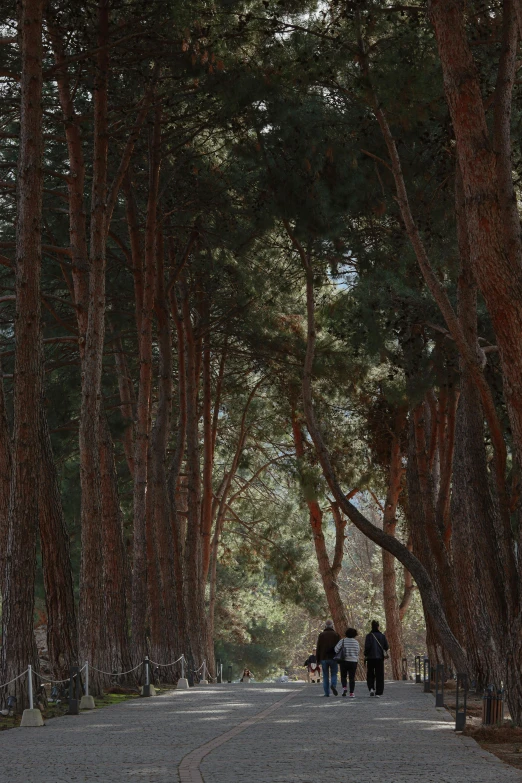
[303,651,320,683]
[334,628,359,698]
[316,620,341,697]
[364,620,389,698]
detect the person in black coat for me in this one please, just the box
[303,652,320,683]
[364,620,389,697]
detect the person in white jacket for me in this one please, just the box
[334,628,360,698]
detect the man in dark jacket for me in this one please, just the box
[364,620,389,697]
[316,620,341,697]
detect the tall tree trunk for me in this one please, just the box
[291,411,348,633]
[130,105,161,661]
[200,308,214,584]
[169,289,190,664]
[78,0,110,693]
[148,228,180,663]
[181,283,204,665]
[382,410,406,680]
[428,0,520,609]
[111,331,135,478]
[0,366,12,600]
[412,402,461,639]
[99,414,133,674]
[38,409,78,678]
[0,0,45,708]
[450,167,510,690]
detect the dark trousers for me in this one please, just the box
[340,661,357,692]
[366,658,385,695]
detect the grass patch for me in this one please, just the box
[0,682,180,731]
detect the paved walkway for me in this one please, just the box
[1,681,520,782]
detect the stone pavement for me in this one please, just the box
[0,680,520,782]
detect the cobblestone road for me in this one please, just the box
[0,681,520,782]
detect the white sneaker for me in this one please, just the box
[375,694,381,698]
[369,689,375,697]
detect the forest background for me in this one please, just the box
[2,0,522,719]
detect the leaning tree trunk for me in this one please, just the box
[291,411,349,633]
[296,246,468,674]
[0,0,45,709]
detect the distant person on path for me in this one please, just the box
[364,620,389,697]
[240,668,252,682]
[335,628,360,698]
[303,651,321,683]
[316,620,341,697]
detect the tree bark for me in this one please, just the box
[381,410,406,680]
[428,2,521,602]
[1,0,45,708]
[111,331,135,478]
[38,409,78,678]
[0,365,11,600]
[201,307,215,584]
[99,413,133,674]
[148,227,180,662]
[181,282,205,665]
[130,104,161,661]
[450,168,511,690]
[78,0,110,692]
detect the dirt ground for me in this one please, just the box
[441,681,522,771]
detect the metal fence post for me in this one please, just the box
[20,665,44,727]
[423,657,431,693]
[142,655,151,697]
[455,672,468,731]
[227,665,232,683]
[80,660,95,710]
[435,664,444,707]
[68,665,81,714]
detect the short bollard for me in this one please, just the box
[455,672,468,731]
[20,665,44,727]
[68,665,82,715]
[141,656,155,697]
[414,655,421,684]
[482,685,504,725]
[220,663,224,683]
[80,661,95,710]
[200,661,208,685]
[423,657,431,693]
[177,655,189,689]
[227,665,232,683]
[435,664,444,707]
[401,657,408,681]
